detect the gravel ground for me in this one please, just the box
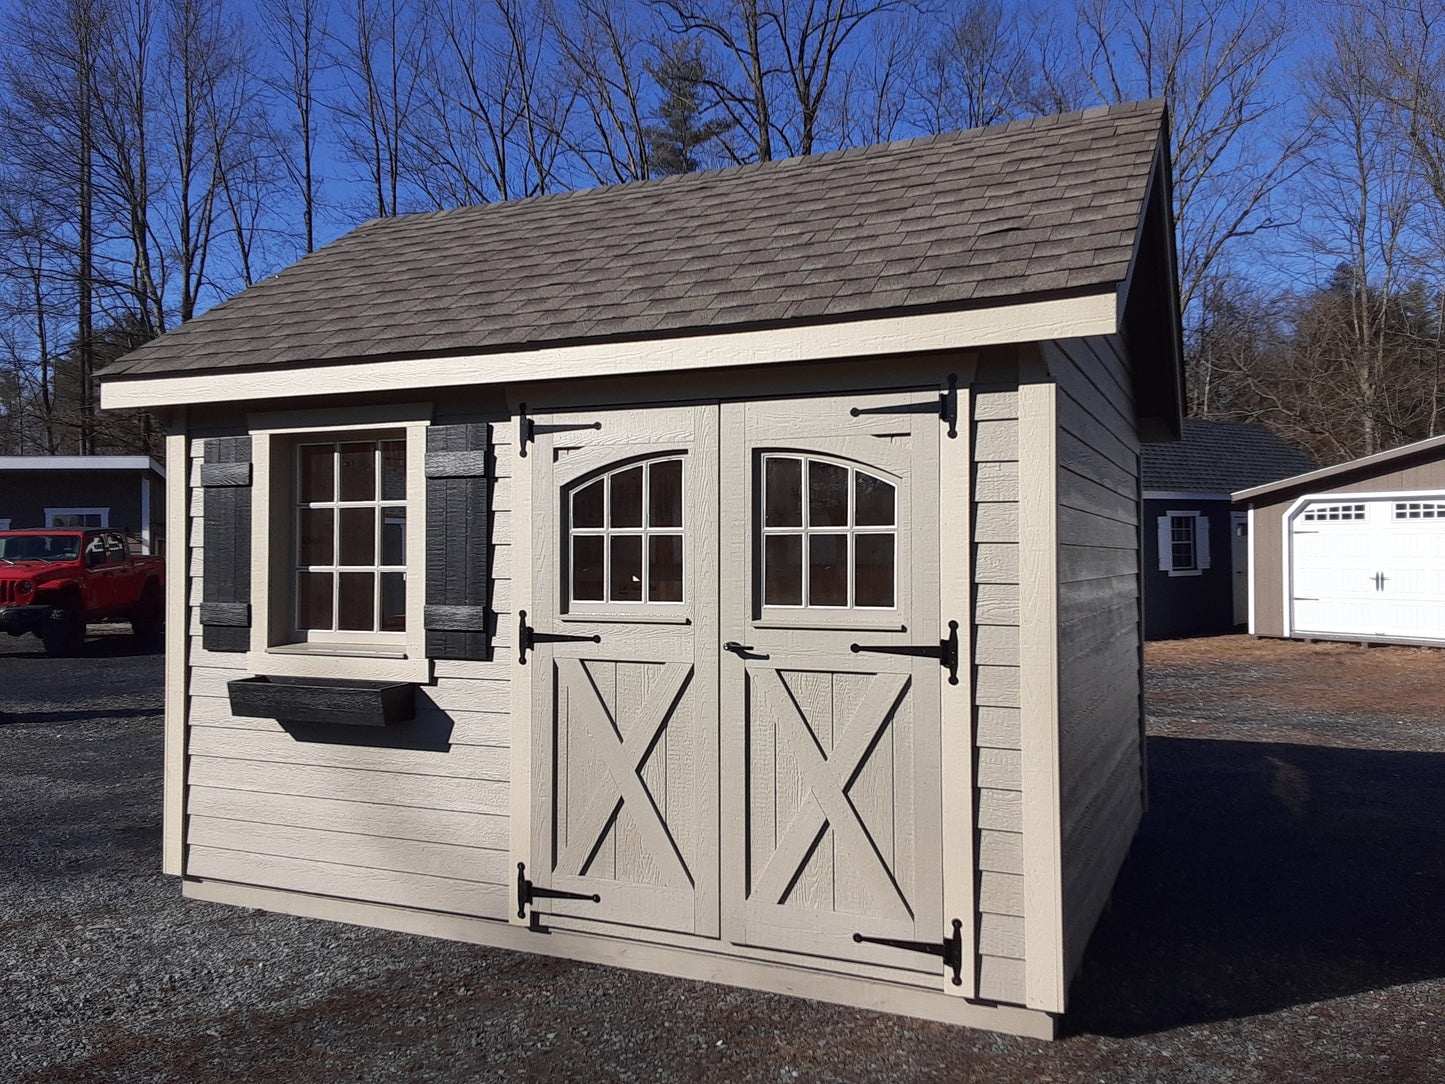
[3,630,1444,1082]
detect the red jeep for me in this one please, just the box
[0,529,166,655]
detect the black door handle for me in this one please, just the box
[723,641,753,655]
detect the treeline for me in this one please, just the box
[1,0,1442,466]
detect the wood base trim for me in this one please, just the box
[182,877,1057,1041]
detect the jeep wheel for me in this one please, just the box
[41,601,86,656]
[131,583,164,644]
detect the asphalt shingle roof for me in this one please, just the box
[1143,420,1318,493]
[105,100,1166,381]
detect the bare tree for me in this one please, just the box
[260,0,329,252]
[331,0,430,217]
[655,0,906,162]
[1075,0,1310,322]
[549,0,656,184]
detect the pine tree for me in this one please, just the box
[644,41,733,176]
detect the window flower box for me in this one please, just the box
[227,675,416,727]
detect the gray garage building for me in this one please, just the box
[0,455,166,553]
[99,101,1182,1038]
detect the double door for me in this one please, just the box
[522,389,949,976]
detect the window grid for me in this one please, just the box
[568,458,684,605]
[760,455,897,610]
[1168,515,1197,571]
[294,438,407,635]
[1302,503,1366,522]
[1394,502,1443,519]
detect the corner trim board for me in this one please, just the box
[1017,381,1064,1013]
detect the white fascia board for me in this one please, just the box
[99,292,1121,411]
[0,455,165,477]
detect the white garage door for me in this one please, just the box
[1290,496,1445,642]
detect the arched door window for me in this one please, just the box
[567,457,684,605]
[760,455,897,609]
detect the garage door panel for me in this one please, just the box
[1291,497,1445,642]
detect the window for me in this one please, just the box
[1157,511,1210,576]
[760,455,897,609]
[1394,501,1443,519]
[46,507,108,529]
[1302,503,1365,522]
[567,457,683,606]
[293,436,408,637]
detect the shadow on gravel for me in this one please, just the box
[1,706,163,725]
[1065,735,1445,1038]
[0,632,163,661]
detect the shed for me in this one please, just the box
[0,455,167,553]
[98,101,1183,1039]
[1234,433,1445,645]
[1140,421,1315,638]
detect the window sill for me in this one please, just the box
[1166,569,1204,578]
[247,646,431,683]
[268,640,408,660]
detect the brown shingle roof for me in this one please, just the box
[105,100,1165,380]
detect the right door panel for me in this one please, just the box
[720,391,945,974]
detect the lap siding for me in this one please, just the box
[183,427,515,922]
[972,389,1026,989]
[1046,341,1145,992]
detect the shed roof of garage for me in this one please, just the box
[1234,433,1445,503]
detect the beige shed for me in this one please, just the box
[99,101,1183,1039]
[1235,433,1445,645]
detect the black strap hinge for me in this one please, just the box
[518,610,601,664]
[850,620,959,685]
[847,374,957,438]
[853,918,964,986]
[517,403,601,457]
[517,862,600,920]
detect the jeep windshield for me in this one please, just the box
[0,534,83,563]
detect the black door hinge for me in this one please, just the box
[853,918,965,986]
[517,404,601,457]
[516,862,601,920]
[850,620,959,685]
[517,610,601,664]
[848,374,958,438]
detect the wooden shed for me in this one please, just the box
[99,101,1183,1039]
[1234,433,1445,645]
[1140,421,1315,639]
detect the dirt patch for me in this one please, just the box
[1145,634,1445,752]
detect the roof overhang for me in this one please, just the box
[1115,127,1186,443]
[99,290,1122,411]
[0,455,165,477]
[1232,432,1445,504]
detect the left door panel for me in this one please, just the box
[526,405,720,938]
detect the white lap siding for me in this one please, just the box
[183,423,514,920]
[1045,338,1145,984]
[972,389,1027,1003]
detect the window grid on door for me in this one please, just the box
[760,454,897,610]
[1394,501,1443,519]
[568,457,684,605]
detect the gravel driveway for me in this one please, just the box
[4,631,1443,1082]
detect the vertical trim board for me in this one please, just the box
[1017,381,1064,1013]
[163,422,189,877]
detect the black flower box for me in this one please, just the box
[227,675,417,728]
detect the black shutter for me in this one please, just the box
[200,436,253,653]
[425,423,491,659]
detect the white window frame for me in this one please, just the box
[46,507,109,529]
[244,404,432,683]
[1157,510,1210,577]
